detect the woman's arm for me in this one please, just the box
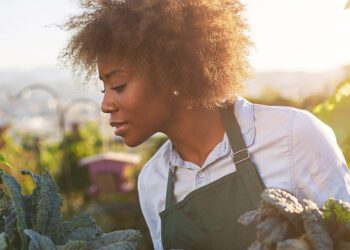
[137,165,161,249]
[291,109,350,206]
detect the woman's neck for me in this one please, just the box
[164,106,225,167]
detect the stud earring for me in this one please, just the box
[173,90,179,96]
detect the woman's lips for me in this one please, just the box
[112,122,128,136]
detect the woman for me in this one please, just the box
[62,0,350,249]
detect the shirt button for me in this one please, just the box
[199,171,205,178]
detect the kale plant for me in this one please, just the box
[0,165,141,250]
[239,188,350,250]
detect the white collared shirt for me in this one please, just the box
[137,96,350,250]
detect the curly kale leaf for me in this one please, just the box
[86,230,142,250]
[4,203,17,243]
[33,176,50,236]
[20,170,40,185]
[93,241,138,250]
[56,240,86,250]
[0,188,9,216]
[0,232,8,250]
[22,195,34,229]
[21,169,45,232]
[0,171,28,250]
[61,213,103,243]
[30,170,63,244]
[24,229,56,250]
[0,188,10,232]
[43,171,63,243]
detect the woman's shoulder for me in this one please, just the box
[236,96,334,143]
[250,99,333,138]
[247,100,349,205]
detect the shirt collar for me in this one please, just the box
[169,133,231,171]
[168,95,256,171]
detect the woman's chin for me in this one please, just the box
[120,135,148,148]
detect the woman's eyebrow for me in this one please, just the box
[99,69,125,81]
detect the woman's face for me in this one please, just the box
[98,56,176,147]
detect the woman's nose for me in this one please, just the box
[101,90,116,113]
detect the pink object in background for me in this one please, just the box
[79,152,141,195]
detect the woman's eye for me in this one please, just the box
[100,82,106,94]
[111,84,126,93]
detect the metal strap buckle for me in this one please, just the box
[232,148,250,165]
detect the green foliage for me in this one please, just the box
[0,170,28,250]
[0,168,141,250]
[85,230,141,250]
[324,198,350,223]
[0,232,8,250]
[313,79,350,144]
[0,154,13,169]
[57,122,102,194]
[240,189,350,249]
[60,213,103,243]
[0,134,38,194]
[312,78,350,165]
[56,240,86,250]
[24,229,56,250]
[23,170,63,243]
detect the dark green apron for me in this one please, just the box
[159,104,265,250]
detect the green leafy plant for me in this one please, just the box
[239,188,350,250]
[0,154,141,250]
[313,78,350,163]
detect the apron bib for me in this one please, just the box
[159,104,265,250]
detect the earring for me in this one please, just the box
[173,90,179,96]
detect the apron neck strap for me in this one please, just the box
[165,102,264,209]
[220,103,250,167]
[165,168,175,209]
[220,103,265,207]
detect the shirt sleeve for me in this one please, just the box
[291,109,350,206]
[137,166,160,249]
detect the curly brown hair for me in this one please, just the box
[61,0,252,109]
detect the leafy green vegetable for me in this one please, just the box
[86,230,141,250]
[0,232,8,250]
[32,171,63,243]
[61,213,103,243]
[0,172,28,250]
[324,198,350,223]
[4,204,16,242]
[56,240,86,250]
[0,168,141,250]
[240,189,350,249]
[24,229,56,250]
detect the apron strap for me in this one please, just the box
[220,104,250,165]
[165,168,175,210]
[220,103,265,208]
[165,103,265,209]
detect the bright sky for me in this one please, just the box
[0,0,349,73]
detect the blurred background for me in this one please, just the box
[0,0,350,249]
